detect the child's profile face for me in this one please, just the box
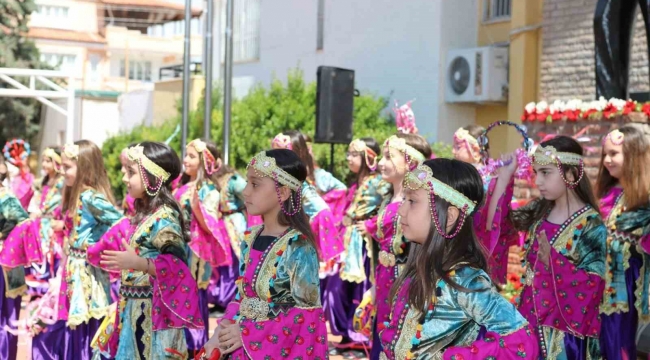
[243,168,286,216]
[61,154,77,187]
[346,150,362,174]
[602,139,624,180]
[122,161,145,199]
[378,147,407,185]
[183,147,200,178]
[399,188,432,244]
[452,140,478,164]
[533,164,568,201]
[42,156,54,174]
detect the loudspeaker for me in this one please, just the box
[315,66,355,144]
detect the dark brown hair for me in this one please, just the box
[394,132,432,161]
[510,136,599,231]
[596,124,650,210]
[181,140,234,191]
[62,140,116,213]
[279,130,315,183]
[264,149,319,258]
[130,142,190,244]
[390,158,487,317]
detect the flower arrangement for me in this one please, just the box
[500,272,523,305]
[521,97,649,123]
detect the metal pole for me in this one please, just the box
[222,0,234,165]
[203,0,214,141]
[181,0,192,158]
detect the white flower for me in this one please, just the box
[535,101,548,114]
[525,102,536,114]
[565,99,582,111]
[549,100,565,113]
[608,98,626,110]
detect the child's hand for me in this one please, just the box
[101,239,143,271]
[51,220,64,232]
[218,321,242,355]
[356,222,369,237]
[497,151,518,178]
[537,230,551,267]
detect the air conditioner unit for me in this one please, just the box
[445,46,508,103]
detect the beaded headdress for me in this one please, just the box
[247,151,303,216]
[187,139,219,175]
[602,129,624,146]
[404,164,477,239]
[453,128,480,162]
[383,135,426,169]
[43,148,62,174]
[62,143,79,161]
[271,133,293,150]
[3,139,31,167]
[349,139,378,171]
[127,144,171,196]
[531,145,584,189]
[393,100,418,134]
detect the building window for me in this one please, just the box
[120,59,153,81]
[222,0,261,62]
[35,5,69,18]
[483,0,511,22]
[40,53,76,72]
[317,0,324,50]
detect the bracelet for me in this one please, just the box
[145,258,151,273]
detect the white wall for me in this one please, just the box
[216,0,479,142]
[78,98,120,147]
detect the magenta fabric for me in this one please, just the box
[11,172,34,209]
[0,219,40,267]
[311,208,344,261]
[86,217,133,282]
[518,221,604,339]
[321,188,348,227]
[443,327,540,359]
[473,176,518,284]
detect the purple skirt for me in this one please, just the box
[322,250,371,346]
[206,249,239,309]
[184,288,209,352]
[599,256,642,360]
[31,318,102,360]
[0,269,21,360]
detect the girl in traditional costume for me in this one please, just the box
[301,133,349,226]
[596,124,650,360]
[325,137,389,357]
[0,147,64,298]
[271,131,344,263]
[174,139,231,354]
[0,155,29,360]
[31,140,123,360]
[3,139,35,209]
[205,142,248,311]
[379,158,539,359]
[502,136,607,359]
[200,149,329,359]
[361,133,431,360]
[87,141,204,359]
[451,125,520,285]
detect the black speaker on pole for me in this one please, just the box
[315,66,355,144]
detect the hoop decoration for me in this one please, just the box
[127,145,171,196]
[393,100,418,134]
[477,121,534,180]
[187,139,220,176]
[531,145,585,189]
[404,165,477,239]
[271,133,293,150]
[3,139,31,168]
[247,152,303,216]
[349,139,378,171]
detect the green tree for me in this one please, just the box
[0,0,47,146]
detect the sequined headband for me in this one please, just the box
[531,145,584,189]
[384,135,426,164]
[187,139,219,175]
[271,133,293,150]
[63,144,79,160]
[247,152,302,191]
[43,148,61,165]
[404,164,477,239]
[349,139,378,171]
[127,145,171,196]
[453,128,479,147]
[603,129,624,146]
